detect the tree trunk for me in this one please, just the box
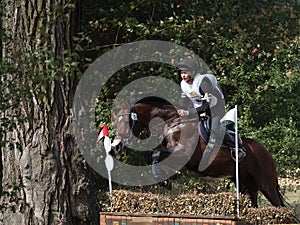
[1,0,99,224]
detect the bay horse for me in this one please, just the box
[112,96,285,208]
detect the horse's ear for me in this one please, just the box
[113,100,122,109]
[113,99,131,109]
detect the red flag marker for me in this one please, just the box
[96,122,113,193]
[102,123,109,136]
[97,123,109,143]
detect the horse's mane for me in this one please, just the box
[136,96,173,106]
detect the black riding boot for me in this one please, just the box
[223,124,247,161]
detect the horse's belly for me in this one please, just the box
[197,160,235,178]
[198,170,234,178]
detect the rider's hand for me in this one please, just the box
[177,109,189,117]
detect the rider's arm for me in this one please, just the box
[194,101,210,114]
[178,100,209,117]
[187,100,209,116]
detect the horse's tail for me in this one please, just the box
[275,178,287,207]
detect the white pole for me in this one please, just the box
[108,170,112,193]
[234,105,240,218]
[104,153,114,193]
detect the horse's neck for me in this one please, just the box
[166,119,198,144]
[149,106,177,120]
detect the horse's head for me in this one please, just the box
[111,99,176,155]
[111,106,138,155]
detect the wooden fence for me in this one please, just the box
[100,212,239,225]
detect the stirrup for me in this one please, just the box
[231,148,246,162]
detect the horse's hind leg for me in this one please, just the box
[252,158,284,206]
[232,176,259,207]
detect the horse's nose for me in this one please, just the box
[111,136,125,155]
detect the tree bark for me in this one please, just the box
[1,0,99,224]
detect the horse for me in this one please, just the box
[111,96,179,154]
[112,96,285,208]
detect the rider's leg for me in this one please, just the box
[210,115,224,147]
[198,110,225,171]
[222,122,246,160]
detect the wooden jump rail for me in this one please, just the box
[100,212,239,225]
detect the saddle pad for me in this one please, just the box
[198,122,243,147]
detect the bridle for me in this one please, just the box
[115,109,138,142]
[113,105,205,155]
[114,107,177,150]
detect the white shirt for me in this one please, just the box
[180,73,223,108]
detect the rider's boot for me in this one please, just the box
[231,143,247,162]
[224,129,247,161]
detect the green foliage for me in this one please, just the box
[84,0,300,176]
[100,190,296,223]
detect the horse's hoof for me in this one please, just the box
[159,180,172,190]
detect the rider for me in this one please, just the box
[176,57,246,161]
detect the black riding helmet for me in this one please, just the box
[176,58,198,72]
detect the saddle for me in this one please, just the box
[198,119,246,161]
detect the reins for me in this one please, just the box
[150,117,199,131]
[116,105,207,141]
